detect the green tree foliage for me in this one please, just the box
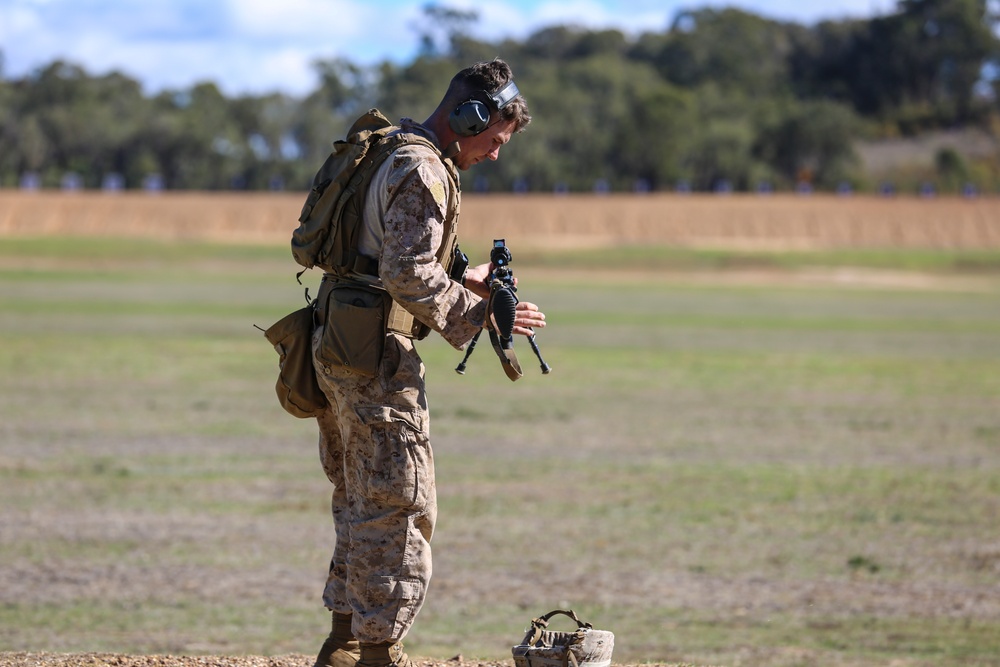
[1,1,998,193]
[936,145,971,189]
[791,0,997,129]
[755,99,863,188]
[416,3,480,57]
[647,8,803,97]
[1,62,148,187]
[293,58,372,170]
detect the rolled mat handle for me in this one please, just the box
[536,609,592,629]
[523,609,593,645]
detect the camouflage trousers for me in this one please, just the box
[313,327,437,645]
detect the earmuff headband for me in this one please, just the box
[489,80,519,111]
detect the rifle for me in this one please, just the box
[455,239,551,381]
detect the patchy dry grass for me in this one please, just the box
[1,200,1000,667]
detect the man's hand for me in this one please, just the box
[486,299,545,337]
[462,262,492,299]
[463,262,545,335]
[512,301,545,337]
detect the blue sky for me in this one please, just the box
[1,0,895,96]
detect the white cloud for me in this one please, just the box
[226,0,365,39]
[531,0,668,32]
[217,0,425,93]
[0,0,896,96]
[0,0,423,95]
[464,0,672,41]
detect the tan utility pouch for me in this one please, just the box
[263,305,329,419]
[386,301,430,340]
[316,279,391,378]
[512,610,614,667]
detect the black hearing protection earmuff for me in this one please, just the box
[449,80,520,137]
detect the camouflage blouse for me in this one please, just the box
[361,119,487,349]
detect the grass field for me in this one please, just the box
[1,196,1000,667]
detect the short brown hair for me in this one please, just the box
[446,58,531,133]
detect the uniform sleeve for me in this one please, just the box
[378,158,487,349]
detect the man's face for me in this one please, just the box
[453,119,516,171]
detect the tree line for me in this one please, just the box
[1,0,998,194]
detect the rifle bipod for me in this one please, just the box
[454,327,551,379]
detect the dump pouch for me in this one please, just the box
[315,280,391,378]
[263,305,328,419]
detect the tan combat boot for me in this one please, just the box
[314,611,361,667]
[356,640,413,667]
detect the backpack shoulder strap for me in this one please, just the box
[343,130,458,278]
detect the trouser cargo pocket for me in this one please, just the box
[354,405,432,511]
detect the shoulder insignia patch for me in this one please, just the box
[430,181,447,206]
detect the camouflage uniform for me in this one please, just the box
[313,119,486,644]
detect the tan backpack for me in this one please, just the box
[291,108,447,276]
